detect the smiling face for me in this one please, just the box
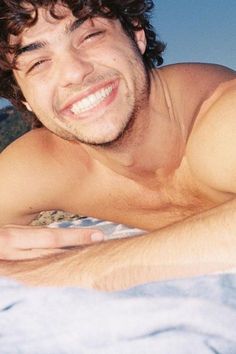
[11,4,150,147]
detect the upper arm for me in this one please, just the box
[0,164,34,226]
[186,84,236,194]
[0,129,63,226]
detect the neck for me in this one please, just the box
[83,70,185,180]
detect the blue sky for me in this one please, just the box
[1,0,236,108]
[152,0,236,69]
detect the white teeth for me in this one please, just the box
[71,85,113,115]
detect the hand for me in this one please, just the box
[0,231,148,290]
[0,225,105,260]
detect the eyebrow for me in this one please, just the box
[14,18,87,60]
[15,41,47,58]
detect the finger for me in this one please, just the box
[2,227,105,250]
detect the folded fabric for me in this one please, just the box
[48,216,146,239]
[1,218,235,353]
[1,273,236,354]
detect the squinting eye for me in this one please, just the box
[84,31,104,41]
[28,59,48,74]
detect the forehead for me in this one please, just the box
[8,5,125,69]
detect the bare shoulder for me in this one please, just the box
[186,80,236,194]
[0,127,63,178]
[0,128,88,225]
[160,62,235,84]
[158,63,235,133]
[1,127,57,162]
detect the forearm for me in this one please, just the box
[0,246,96,287]
[96,198,236,288]
[0,241,131,287]
[1,199,236,290]
[138,198,236,281]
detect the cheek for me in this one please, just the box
[24,83,52,115]
[16,73,51,105]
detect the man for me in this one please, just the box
[0,0,236,291]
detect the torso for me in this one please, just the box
[55,151,232,230]
[7,63,236,229]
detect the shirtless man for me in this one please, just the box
[0,0,236,290]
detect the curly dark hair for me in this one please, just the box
[0,0,166,127]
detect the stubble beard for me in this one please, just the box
[76,66,151,150]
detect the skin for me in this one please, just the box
[0,5,236,289]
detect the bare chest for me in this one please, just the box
[66,159,229,231]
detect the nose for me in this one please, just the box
[57,49,94,88]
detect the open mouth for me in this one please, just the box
[71,84,114,115]
[61,79,119,119]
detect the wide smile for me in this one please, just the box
[60,79,119,120]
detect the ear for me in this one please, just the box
[23,101,32,112]
[134,29,147,54]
